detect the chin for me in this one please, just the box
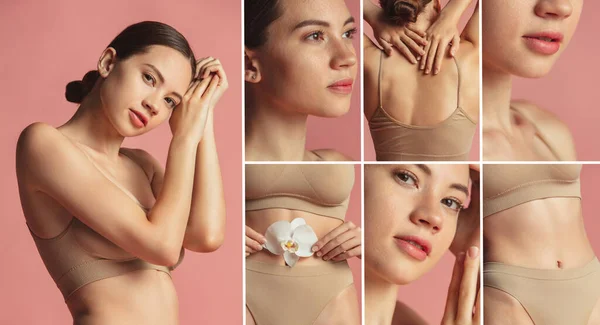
[311,99,351,118]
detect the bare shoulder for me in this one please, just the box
[311,149,354,162]
[363,34,382,71]
[17,122,68,164]
[512,100,576,160]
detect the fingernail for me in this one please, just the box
[457,252,465,262]
[323,256,329,261]
[312,246,319,252]
[316,251,322,257]
[434,68,439,74]
[468,246,479,259]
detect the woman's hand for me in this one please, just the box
[420,13,461,74]
[311,221,361,262]
[374,22,428,63]
[442,247,481,325]
[450,165,480,256]
[245,225,266,257]
[169,57,227,143]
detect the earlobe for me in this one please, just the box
[244,48,261,83]
[97,47,117,78]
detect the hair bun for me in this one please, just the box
[381,0,419,24]
[65,70,100,104]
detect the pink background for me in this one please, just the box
[402,164,600,324]
[511,2,600,161]
[363,0,480,161]
[0,1,242,324]
[305,0,362,161]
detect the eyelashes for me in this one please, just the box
[142,72,178,109]
[393,169,464,212]
[304,27,358,42]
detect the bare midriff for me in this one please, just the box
[246,208,344,266]
[484,197,595,269]
[67,269,179,325]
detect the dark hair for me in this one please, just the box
[379,0,433,24]
[245,0,283,48]
[66,21,196,104]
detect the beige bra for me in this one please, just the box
[245,164,354,220]
[28,144,183,300]
[368,51,477,161]
[483,164,582,217]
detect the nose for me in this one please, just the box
[330,39,357,70]
[142,97,159,116]
[409,196,444,234]
[535,0,573,19]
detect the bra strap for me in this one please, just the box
[452,56,461,108]
[378,50,384,108]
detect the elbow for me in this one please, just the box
[184,231,225,253]
[152,244,183,267]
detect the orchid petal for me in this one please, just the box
[284,251,299,267]
[264,220,292,254]
[290,217,307,231]
[292,224,318,257]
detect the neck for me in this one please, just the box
[245,90,310,161]
[482,64,514,133]
[365,268,399,325]
[59,89,125,159]
[412,3,439,31]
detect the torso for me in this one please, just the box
[17,124,179,324]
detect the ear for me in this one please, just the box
[244,47,262,83]
[97,47,117,78]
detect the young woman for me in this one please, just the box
[364,0,479,161]
[364,164,480,324]
[483,164,600,324]
[15,21,228,324]
[244,0,358,161]
[482,0,583,160]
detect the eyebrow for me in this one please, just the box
[143,63,183,102]
[414,164,469,196]
[292,16,355,31]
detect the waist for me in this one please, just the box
[246,196,348,221]
[68,269,178,324]
[484,198,595,268]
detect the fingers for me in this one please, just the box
[456,246,480,324]
[188,76,212,101]
[312,221,357,253]
[420,39,432,71]
[378,38,393,56]
[406,23,426,38]
[331,246,361,262]
[246,225,267,245]
[425,37,440,74]
[392,37,418,64]
[201,64,228,86]
[322,236,361,261]
[245,236,263,254]
[433,41,448,75]
[442,252,465,323]
[400,34,426,58]
[450,35,461,57]
[405,28,428,47]
[473,289,481,325]
[197,74,221,101]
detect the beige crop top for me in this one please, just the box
[245,164,355,220]
[483,164,582,217]
[369,51,477,161]
[27,145,183,300]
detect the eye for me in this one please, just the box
[441,198,463,211]
[143,73,156,86]
[164,97,177,109]
[306,30,325,41]
[343,28,357,39]
[395,171,418,187]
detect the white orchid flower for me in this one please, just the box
[263,218,318,267]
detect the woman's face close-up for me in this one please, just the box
[364,164,469,285]
[253,0,357,117]
[99,45,193,137]
[483,0,583,78]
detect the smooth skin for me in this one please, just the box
[245,0,358,162]
[16,46,228,324]
[364,164,480,325]
[364,0,479,130]
[482,0,582,161]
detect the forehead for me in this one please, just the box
[429,164,469,186]
[275,0,352,28]
[122,45,193,92]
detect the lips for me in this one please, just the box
[394,235,432,261]
[523,31,564,55]
[327,78,354,94]
[129,109,148,127]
